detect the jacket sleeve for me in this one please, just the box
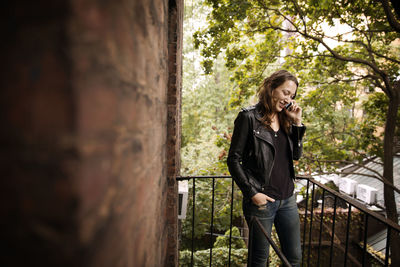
[291,124,306,160]
[227,111,259,199]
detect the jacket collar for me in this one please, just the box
[252,102,293,148]
[252,103,275,145]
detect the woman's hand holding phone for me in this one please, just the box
[284,101,302,126]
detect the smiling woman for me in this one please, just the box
[227,70,306,267]
[258,70,302,133]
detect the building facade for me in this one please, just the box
[0,0,183,266]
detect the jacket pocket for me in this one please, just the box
[244,168,262,192]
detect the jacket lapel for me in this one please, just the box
[253,124,274,146]
[253,104,275,146]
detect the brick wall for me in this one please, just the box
[166,0,183,265]
[0,0,182,266]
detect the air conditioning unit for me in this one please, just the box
[356,184,378,204]
[329,174,340,186]
[178,180,189,219]
[339,178,358,195]
[322,174,340,186]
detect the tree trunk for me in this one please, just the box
[383,81,400,266]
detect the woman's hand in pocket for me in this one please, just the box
[251,193,275,206]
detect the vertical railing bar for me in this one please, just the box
[317,189,325,266]
[344,204,352,267]
[209,178,215,267]
[191,178,196,267]
[362,214,369,267]
[228,179,234,267]
[329,195,337,267]
[307,183,316,267]
[384,227,391,266]
[302,179,310,266]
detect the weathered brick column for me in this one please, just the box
[166,0,183,266]
[0,0,183,266]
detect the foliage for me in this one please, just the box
[179,178,244,250]
[180,0,248,254]
[194,0,400,176]
[181,0,400,264]
[182,0,241,176]
[360,92,400,158]
[179,226,281,266]
[214,227,246,249]
[179,248,248,267]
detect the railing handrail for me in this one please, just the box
[177,175,231,180]
[296,174,400,232]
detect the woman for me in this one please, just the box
[227,70,305,267]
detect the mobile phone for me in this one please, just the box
[285,102,293,110]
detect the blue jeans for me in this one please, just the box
[243,194,302,267]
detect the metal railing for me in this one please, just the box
[177,175,400,266]
[177,175,235,266]
[297,175,400,267]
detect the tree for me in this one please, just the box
[180,0,248,258]
[182,0,238,175]
[194,0,400,264]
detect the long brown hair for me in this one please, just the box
[257,70,299,133]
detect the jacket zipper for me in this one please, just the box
[253,130,275,188]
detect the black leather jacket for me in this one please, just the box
[227,103,306,200]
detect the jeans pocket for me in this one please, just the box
[244,201,271,218]
[257,203,268,210]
